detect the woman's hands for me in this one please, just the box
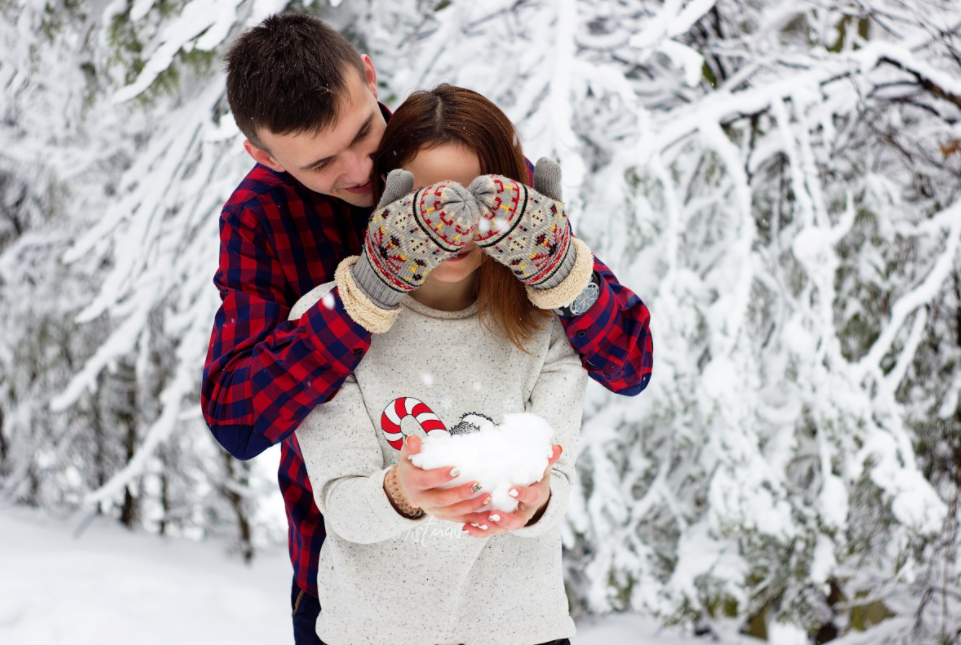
[385,435,493,523]
[460,444,562,538]
[384,437,563,535]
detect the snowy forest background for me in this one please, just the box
[2,0,960,643]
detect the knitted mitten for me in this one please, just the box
[468,158,594,310]
[350,169,480,311]
[469,158,578,289]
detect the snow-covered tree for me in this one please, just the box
[0,0,286,552]
[3,1,960,642]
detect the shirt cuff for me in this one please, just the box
[366,466,428,532]
[511,473,570,539]
[558,274,618,371]
[302,285,373,372]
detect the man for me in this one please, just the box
[201,12,653,644]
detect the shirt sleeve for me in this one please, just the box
[200,201,373,460]
[295,375,427,544]
[513,318,588,539]
[557,252,653,397]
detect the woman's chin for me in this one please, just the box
[430,266,475,283]
[430,253,482,283]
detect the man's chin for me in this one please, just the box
[336,189,375,208]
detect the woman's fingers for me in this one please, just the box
[459,511,494,525]
[461,522,509,538]
[546,444,563,468]
[402,435,457,491]
[431,493,491,522]
[507,482,544,508]
[461,524,491,538]
[485,508,528,531]
[461,501,543,536]
[461,504,525,527]
[405,463,461,496]
[396,435,459,500]
[404,434,422,455]
[423,483,488,513]
[500,446,559,507]
[431,495,491,524]
[395,436,488,519]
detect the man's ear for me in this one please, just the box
[361,54,378,99]
[243,139,285,173]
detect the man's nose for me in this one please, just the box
[341,150,373,186]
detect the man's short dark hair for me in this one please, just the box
[224,13,365,150]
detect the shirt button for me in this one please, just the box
[575,330,586,338]
[353,348,365,357]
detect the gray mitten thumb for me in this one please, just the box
[377,169,415,210]
[533,157,562,201]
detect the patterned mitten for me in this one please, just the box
[350,169,480,310]
[468,158,577,289]
[468,158,595,310]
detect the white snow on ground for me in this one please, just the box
[0,508,758,645]
[0,507,289,645]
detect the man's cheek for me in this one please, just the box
[299,174,335,196]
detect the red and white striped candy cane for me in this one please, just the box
[380,397,449,450]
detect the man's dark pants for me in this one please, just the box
[292,578,324,645]
[292,576,572,645]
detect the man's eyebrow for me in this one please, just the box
[301,112,375,172]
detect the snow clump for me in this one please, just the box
[410,412,555,512]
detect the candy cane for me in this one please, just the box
[380,397,449,450]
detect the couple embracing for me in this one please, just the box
[201,12,653,645]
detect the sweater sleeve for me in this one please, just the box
[512,317,588,539]
[295,372,427,544]
[200,202,372,460]
[557,251,653,397]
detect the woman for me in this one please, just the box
[291,85,589,645]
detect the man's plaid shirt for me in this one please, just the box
[201,163,654,598]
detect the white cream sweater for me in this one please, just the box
[290,282,588,645]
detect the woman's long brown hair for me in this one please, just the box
[372,84,552,352]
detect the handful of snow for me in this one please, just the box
[409,413,555,513]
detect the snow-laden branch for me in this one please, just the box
[49,306,149,413]
[855,417,948,535]
[629,0,718,51]
[111,0,242,104]
[857,41,961,108]
[652,36,959,158]
[854,200,961,379]
[884,307,928,393]
[66,84,221,323]
[697,118,754,356]
[548,0,585,198]
[83,309,212,506]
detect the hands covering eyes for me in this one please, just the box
[350,158,576,314]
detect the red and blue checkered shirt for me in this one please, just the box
[201,163,653,598]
